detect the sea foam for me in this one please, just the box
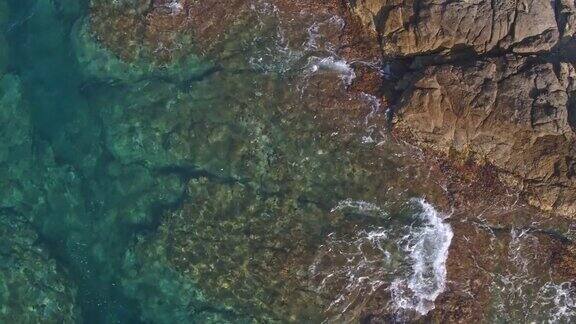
[391,199,453,315]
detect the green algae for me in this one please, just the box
[0,212,81,323]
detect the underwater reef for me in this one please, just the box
[0,0,575,323]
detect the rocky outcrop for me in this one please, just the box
[395,57,576,215]
[350,0,560,57]
[349,0,576,217]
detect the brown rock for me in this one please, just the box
[558,0,576,39]
[432,218,576,323]
[349,0,559,57]
[395,57,576,216]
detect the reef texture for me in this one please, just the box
[350,0,576,217]
[0,214,81,323]
[0,73,81,323]
[0,71,80,322]
[1,0,572,322]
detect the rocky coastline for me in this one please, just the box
[349,0,576,218]
[1,0,576,322]
[87,0,576,218]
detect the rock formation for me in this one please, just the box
[1,0,570,322]
[351,0,561,56]
[349,0,576,217]
[0,213,81,323]
[397,57,576,215]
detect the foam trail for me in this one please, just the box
[537,281,576,323]
[306,56,356,85]
[331,198,386,217]
[162,0,183,15]
[391,199,453,315]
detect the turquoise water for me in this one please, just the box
[1,0,575,323]
[5,0,140,321]
[2,1,419,322]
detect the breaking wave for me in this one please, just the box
[311,198,453,321]
[390,199,453,316]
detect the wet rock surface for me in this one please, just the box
[350,0,576,218]
[83,0,576,322]
[395,57,576,216]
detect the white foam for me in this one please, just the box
[162,0,183,15]
[312,199,453,321]
[331,198,386,217]
[391,199,453,315]
[360,92,382,125]
[305,56,356,85]
[304,15,345,51]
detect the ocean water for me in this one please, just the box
[0,0,575,323]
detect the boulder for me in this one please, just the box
[558,0,576,39]
[346,0,576,217]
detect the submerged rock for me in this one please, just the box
[73,16,212,84]
[433,212,576,323]
[96,61,450,321]
[89,0,195,63]
[3,0,570,322]
[0,73,82,321]
[125,178,328,322]
[0,214,80,323]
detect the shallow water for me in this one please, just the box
[0,0,575,323]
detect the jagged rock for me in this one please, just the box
[558,0,576,39]
[0,213,80,323]
[350,0,559,57]
[395,57,576,216]
[346,0,576,217]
